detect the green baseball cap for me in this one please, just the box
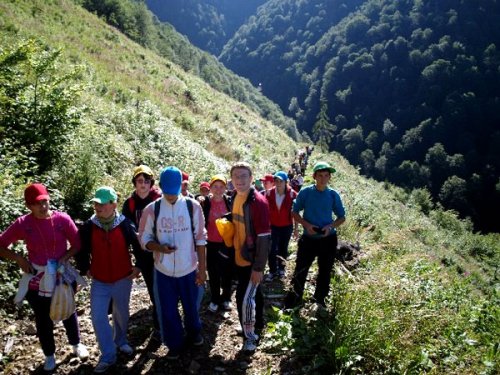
[312,161,336,174]
[90,186,118,204]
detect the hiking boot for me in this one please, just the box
[208,302,218,313]
[43,355,56,371]
[72,343,89,360]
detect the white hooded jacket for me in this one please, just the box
[139,196,207,277]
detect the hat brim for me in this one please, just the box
[162,187,181,195]
[210,179,226,186]
[314,167,336,174]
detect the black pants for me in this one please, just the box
[268,224,293,274]
[284,234,338,308]
[26,289,80,356]
[207,241,234,305]
[140,252,159,330]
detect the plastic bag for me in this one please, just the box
[49,277,75,322]
[215,217,235,247]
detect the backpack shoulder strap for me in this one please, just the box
[152,199,162,242]
[128,196,135,214]
[186,198,196,249]
[186,198,194,231]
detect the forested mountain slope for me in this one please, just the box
[77,0,299,139]
[219,0,500,232]
[146,0,267,55]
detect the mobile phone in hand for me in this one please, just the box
[313,226,326,235]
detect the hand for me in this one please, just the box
[250,270,263,285]
[128,266,141,279]
[321,225,332,237]
[305,223,316,236]
[159,244,177,254]
[196,268,207,285]
[16,256,34,274]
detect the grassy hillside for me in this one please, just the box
[0,1,498,374]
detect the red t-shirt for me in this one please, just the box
[207,199,228,242]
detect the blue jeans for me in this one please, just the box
[154,269,201,353]
[91,277,132,363]
[268,225,294,274]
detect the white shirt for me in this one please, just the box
[139,196,207,277]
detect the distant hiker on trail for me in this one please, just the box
[181,171,195,198]
[122,165,162,334]
[264,171,298,282]
[284,161,346,310]
[0,183,88,372]
[196,181,211,199]
[77,186,142,373]
[229,162,271,353]
[260,173,275,192]
[138,166,207,360]
[198,174,234,313]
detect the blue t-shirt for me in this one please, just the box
[292,184,345,237]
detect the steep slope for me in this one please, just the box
[220,0,365,110]
[0,0,298,219]
[78,0,299,139]
[0,1,498,374]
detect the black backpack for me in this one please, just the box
[151,197,196,246]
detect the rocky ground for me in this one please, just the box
[0,241,362,374]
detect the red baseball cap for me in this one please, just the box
[199,182,210,190]
[182,171,189,181]
[24,183,50,205]
[260,174,274,183]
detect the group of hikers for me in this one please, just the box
[0,156,345,373]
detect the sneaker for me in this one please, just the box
[277,269,286,278]
[165,349,180,360]
[72,343,89,360]
[222,301,233,311]
[119,343,134,355]
[43,355,56,371]
[264,273,275,282]
[93,360,115,373]
[207,302,218,313]
[242,338,257,352]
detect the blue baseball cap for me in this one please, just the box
[273,171,288,182]
[160,166,182,195]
